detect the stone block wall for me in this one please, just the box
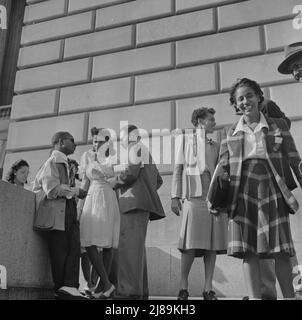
[3,0,302,298]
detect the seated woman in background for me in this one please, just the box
[6,159,29,188]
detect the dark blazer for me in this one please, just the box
[260,99,291,128]
[208,116,302,218]
[116,144,165,221]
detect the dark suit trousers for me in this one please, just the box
[259,259,277,299]
[117,210,150,298]
[44,199,80,292]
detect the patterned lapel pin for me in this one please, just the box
[273,128,283,152]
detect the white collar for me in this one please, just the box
[233,112,268,136]
[51,150,69,164]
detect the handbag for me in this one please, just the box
[210,176,229,210]
[33,191,56,231]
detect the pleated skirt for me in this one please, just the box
[228,159,296,259]
[178,198,228,257]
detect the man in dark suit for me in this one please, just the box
[278,41,302,294]
[278,42,302,176]
[278,42,302,83]
[113,124,165,299]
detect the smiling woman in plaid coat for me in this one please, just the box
[208,78,302,299]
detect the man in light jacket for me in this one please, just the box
[33,131,87,299]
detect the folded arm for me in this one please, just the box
[279,120,302,187]
[157,171,163,190]
[207,134,230,213]
[39,162,71,199]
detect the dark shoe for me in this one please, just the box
[261,294,277,300]
[80,287,94,297]
[242,296,249,300]
[177,289,189,300]
[203,290,218,300]
[112,293,141,300]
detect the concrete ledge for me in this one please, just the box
[0,181,53,295]
[0,287,53,300]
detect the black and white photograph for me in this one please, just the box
[1,0,302,306]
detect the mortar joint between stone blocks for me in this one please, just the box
[64,0,69,16]
[91,9,97,32]
[259,25,267,54]
[132,24,137,49]
[213,6,219,33]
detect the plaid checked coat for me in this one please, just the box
[207,116,302,219]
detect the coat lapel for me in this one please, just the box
[227,124,245,215]
[262,118,299,213]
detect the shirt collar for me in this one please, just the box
[51,150,69,164]
[233,112,268,136]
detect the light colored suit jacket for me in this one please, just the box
[171,131,219,200]
[208,116,302,218]
[32,151,74,231]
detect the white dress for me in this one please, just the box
[80,154,120,248]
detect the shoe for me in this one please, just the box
[92,285,115,299]
[242,296,249,300]
[111,292,141,300]
[56,286,88,300]
[88,275,100,293]
[203,290,218,300]
[261,294,277,300]
[80,286,94,297]
[177,289,189,300]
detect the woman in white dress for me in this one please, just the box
[78,129,120,299]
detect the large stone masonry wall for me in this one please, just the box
[3,0,302,297]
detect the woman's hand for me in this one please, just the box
[218,171,230,188]
[209,208,220,216]
[171,198,182,216]
[106,176,118,189]
[77,205,83,221]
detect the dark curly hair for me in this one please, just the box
[90,126,99,137]
[191,107,215,127]
[6,159,29,184]
[92,127,111,156]
[68,158,80,186]
[229,78,264,114]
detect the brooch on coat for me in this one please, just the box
[206,138,214,145]
[273,128,283,152]
[192,131,212,157]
